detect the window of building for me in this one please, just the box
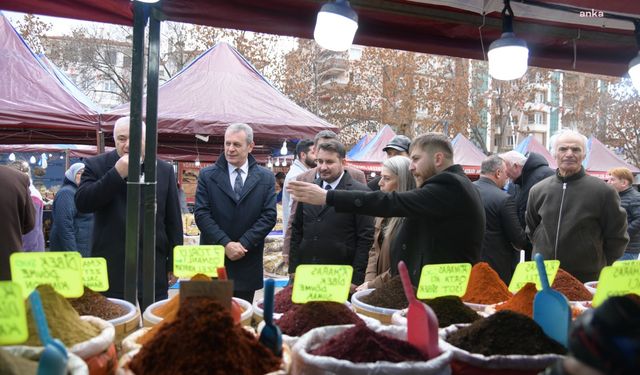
[535,92,545,103]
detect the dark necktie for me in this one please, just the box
[234,168,243,200]
[325,184,332,190]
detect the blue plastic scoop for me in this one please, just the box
[259,278,282,357]
[533,253,570,347]
[29,290,68,375]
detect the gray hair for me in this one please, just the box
[480,155,506,175]
[500,150,527,167]
[550,129,588,157]
[314,130,338,146]
[226,123,254,144]
[381,156,416,239]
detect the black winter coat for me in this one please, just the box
[76,150,183,300]
[194,154,277,291]
[513,152,555,228]
[620,187,640,253]
[473,177,529,284]
[289,172,374,285]
[327,164,485,286]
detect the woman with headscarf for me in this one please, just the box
[50,163,94,256]
[356,156,416,290]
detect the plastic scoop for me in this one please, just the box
[397,261,440,359]
[259,278,282,357]
[533,253,570,347]
[29,290,68,375]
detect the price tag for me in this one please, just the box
[509,260,560,293]
[0,282,28,345]
[10,252,83,298]
[292,265,352,304]
[613,260,640,267]
[592,264,640,307]
[173,245,225,278]
[417,263,472,299]
[82,257,109,292]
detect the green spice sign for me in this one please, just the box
[82,257,109,292]
[173,245,225,278]
[0,282,28,345]
[10,252,84,298]
[417,263,472,299]
[509,260,560,293]
[292,265,353,304]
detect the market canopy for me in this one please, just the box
[346,125,397,172]
[452,133,487,175]
[0,12,100,145]
[515,135,557,168]
[584,136,640,179]
[3,1,639,77]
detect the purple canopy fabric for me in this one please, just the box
[452,133,486,175]
[103,42,336,140]
[346,125,397,172]
[584,136,640,179]
[0,13,99,133]
[515,135,557,168]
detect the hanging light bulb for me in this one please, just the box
[280,140,288,155]
[59,154,64,159]
[194,159,201,167]
[275,158,281,167]
[283,158,288,167]
[29,156,36,164]
[314,0,359,52]
[8,153,16,161]
[488,0,529,81]
[267,157,273,169]
[40,153,48,169]
[48,153,53,157]
[370,172,376,178]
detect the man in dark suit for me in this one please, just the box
[289,140,374,288]
[473,155,529,284]
[288,133,485,286]
[76,116,183,300]
[0,165,35,280]
[194,123,277,303]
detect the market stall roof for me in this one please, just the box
[0,12,100,144]
[584,136,640,179]
[2,1,639,77]
[515,135,557,168]
[346,125,397,172]
[451,133,486,175]
[102,42,336,140]
[346,133,375,159]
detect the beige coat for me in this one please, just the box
[364,217,393,288]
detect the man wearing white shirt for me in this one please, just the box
[282,139,315,234]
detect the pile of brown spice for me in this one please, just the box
[25,285,101,347]
[276,301,362,336]
[446,310,566,356]
[462,262,512,304]
[129,297,281,375]
[68,287,128,320]
[259,285,297,314]
[495,282,537,318]
[551,268,593,301]
[421,295,481,327]
[360,276,411,309]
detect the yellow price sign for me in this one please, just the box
[10,252,83,298]
[509,260,560,293]
[82,257,109,292]
[417,263,472,299]
[592,264,640,307]
[292,265,352,304]
[613,260,640,267]
[0,282,28,345]
[173,245,225,278]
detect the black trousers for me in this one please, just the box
[233,290,256,303]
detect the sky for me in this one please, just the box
[4,11,109,35]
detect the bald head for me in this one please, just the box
[114,116,146,158]
[552,130,587,177]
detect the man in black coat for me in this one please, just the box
[195,123,277,303]
[473,155,529,284]
[289,140,374,287]
[76,117,183,300]
[288,133,485,286]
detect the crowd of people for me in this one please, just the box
[2,125,638,293]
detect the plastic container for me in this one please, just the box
[143,297,253,326]
[350,289,400,324]
[584,281,597,295]
[106,298,140,344]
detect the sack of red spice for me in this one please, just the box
[291,324,452,374]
